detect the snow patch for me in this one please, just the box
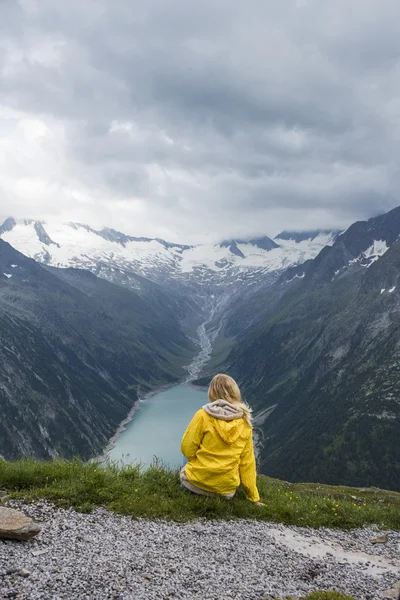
[285,273,305,284]
[350,240,389,268]
[364,240,389,259]
[381,289,386,295]
[3,273,12,279]
[388,286,396,293]
[367,255,380,266]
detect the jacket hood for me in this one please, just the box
[202,399,245,444]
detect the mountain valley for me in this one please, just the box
[1,210,399,491]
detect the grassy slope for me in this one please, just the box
[1,459,399,530]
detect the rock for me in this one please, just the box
[370,533,389,544]
[0,507,41,541]
[19,569,31,578]
[0,491,9,504]
[31,549,49,557]
[380,582,400,599]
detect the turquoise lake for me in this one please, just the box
[108,384,209,468]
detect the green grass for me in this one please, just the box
[0,458,399,529]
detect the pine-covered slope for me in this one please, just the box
[219,209,400,491]
[0,240,193,460]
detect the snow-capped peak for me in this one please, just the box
[0,218,338,289]
[220,236,279,252]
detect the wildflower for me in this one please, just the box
[353,503,357,507]
[314,505,318,508]
[94,469,97,472]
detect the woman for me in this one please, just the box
[180,374,264,504]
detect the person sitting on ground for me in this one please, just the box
[180,373,264,505]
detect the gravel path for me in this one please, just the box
[1,502,399,600]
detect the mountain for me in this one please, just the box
[0,240,193,460]
[281,208,400,284]
[221,235,279,252]
[3,209,399,491]
[0,218,339,463]
[0,219,337,294]
[275,230,339,244]
[213,208,400,491]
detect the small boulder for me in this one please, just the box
[0,507,41,541]
[370,533,389,544]
[19,569,31,578]
[31,548,49,556]
[380,581,400,599]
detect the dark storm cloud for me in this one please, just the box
[0,0,400,242]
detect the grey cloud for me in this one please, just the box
[0,0,400,242]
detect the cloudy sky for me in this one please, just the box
[0,0,399,243]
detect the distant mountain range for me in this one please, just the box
[0,217,339,292]
[1,209,399,491]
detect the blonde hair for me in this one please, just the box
[208,374,252,426]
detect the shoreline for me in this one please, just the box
[96,382,176,464]
[96,378,262,466]
[96,379,206,464]
[98,312,214,465]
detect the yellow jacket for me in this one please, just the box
[181,400,260,502]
